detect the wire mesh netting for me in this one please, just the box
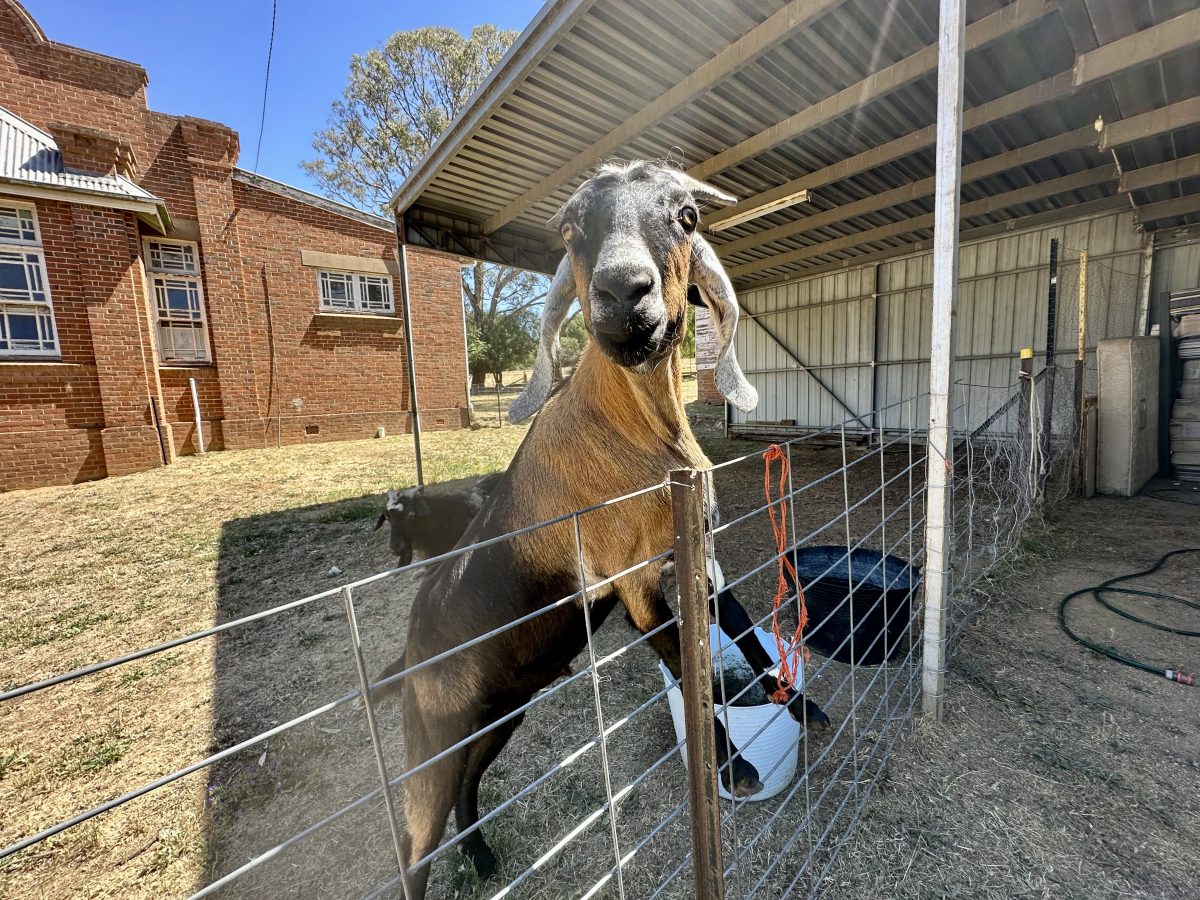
[2,372,1088,899]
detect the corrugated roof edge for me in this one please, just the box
[388,0,592,216]
[232,169,393,232]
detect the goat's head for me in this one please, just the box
[373,487,430,565]
[509,161,758,422]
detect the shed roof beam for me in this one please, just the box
[728,166,1114,278]
[705,69,1077,230]
[1120,154,1200,194]
[717,125,1098,258]
[480,0,844,234]
[1098,97,1200,152]
[709,13,1199,231]
[687,0,1053,183]
[1072,7,1200,87]
[1134,194,1200,226]
[735,196,1129,287]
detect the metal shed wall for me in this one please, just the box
[731,208,1147,435]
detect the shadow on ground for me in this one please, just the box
[202,476,492,897]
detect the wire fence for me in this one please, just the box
[2,376,1072,899]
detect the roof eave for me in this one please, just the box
[388,0,593,217]
[0,178,170,231]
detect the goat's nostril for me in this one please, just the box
[593,267,655,307]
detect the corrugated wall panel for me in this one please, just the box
[731,210,1147,435]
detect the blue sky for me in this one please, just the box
[25,0,544,202]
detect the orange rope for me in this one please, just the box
[763,444,808,705]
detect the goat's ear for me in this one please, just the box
[373,510,387,531]
[689,234,758,413]
[508,255,577,423]
[666,170,737,207]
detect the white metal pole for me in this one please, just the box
[921,0,966,720]
[188,377,205,455]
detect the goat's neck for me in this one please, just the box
[570,343,703,465]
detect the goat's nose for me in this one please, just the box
[592,265,654,307]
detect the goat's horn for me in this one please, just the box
[665,170,737,207]
[689,234,758,413]
[508,255,577,423]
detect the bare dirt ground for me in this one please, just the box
[829,487,1200,900]
[3,404,1198,900]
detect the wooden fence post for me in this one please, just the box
[670,469,725,900]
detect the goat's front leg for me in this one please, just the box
[712,581,831,732]
[623,576,763,798]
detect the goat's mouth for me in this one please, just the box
[591,319,668,368]
[590,307,684,369]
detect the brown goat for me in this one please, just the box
[377,162,829,899]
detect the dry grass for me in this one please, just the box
[0,426,527,899]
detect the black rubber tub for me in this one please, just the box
[786,545,922,665]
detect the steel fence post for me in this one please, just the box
[341,586,411,897]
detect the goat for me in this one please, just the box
[376,162,830,899]
[373,473,502,565]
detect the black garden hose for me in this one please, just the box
[1057,547,1200,686]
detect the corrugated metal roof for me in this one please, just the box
[392,0,1200,282]
[0,106,169,219]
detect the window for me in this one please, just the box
[144,238,210,363]
[318,270,394,315]
[0,203,58,358]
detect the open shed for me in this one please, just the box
[392,0,1199,465]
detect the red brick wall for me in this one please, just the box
[0,1,469,490]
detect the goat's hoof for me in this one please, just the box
[464,843,497,879]
[732,776,764,798]
[803,703,832,732]
[723,758,763,798]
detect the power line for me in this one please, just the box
[253,0,278,172]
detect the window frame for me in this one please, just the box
[316,269,395,316]
[143,237,212,365]
[0,201,60,360]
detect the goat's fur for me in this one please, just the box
[378,162,827,900]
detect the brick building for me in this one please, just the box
[0,0,468,492]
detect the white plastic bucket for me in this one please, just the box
[659,624,801,802]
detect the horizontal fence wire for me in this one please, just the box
[4,385,1047,900]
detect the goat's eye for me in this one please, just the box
[560,223,576,243]
[677,206,698,232]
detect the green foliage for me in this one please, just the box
[463,261,548,385]
[558,312,588,367]
[303,25,516,213]
[468,310,538,383]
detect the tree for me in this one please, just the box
[302,25,516,213]
[462,261,547,386]
[467,308,538,386]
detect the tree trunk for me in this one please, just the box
[470,365,487,388]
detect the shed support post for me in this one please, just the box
[1073,252,1088,489]
[921,0,966,722]
[670,469,725,900]
[396,234,425,486]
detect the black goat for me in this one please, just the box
[373,473,502,565]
